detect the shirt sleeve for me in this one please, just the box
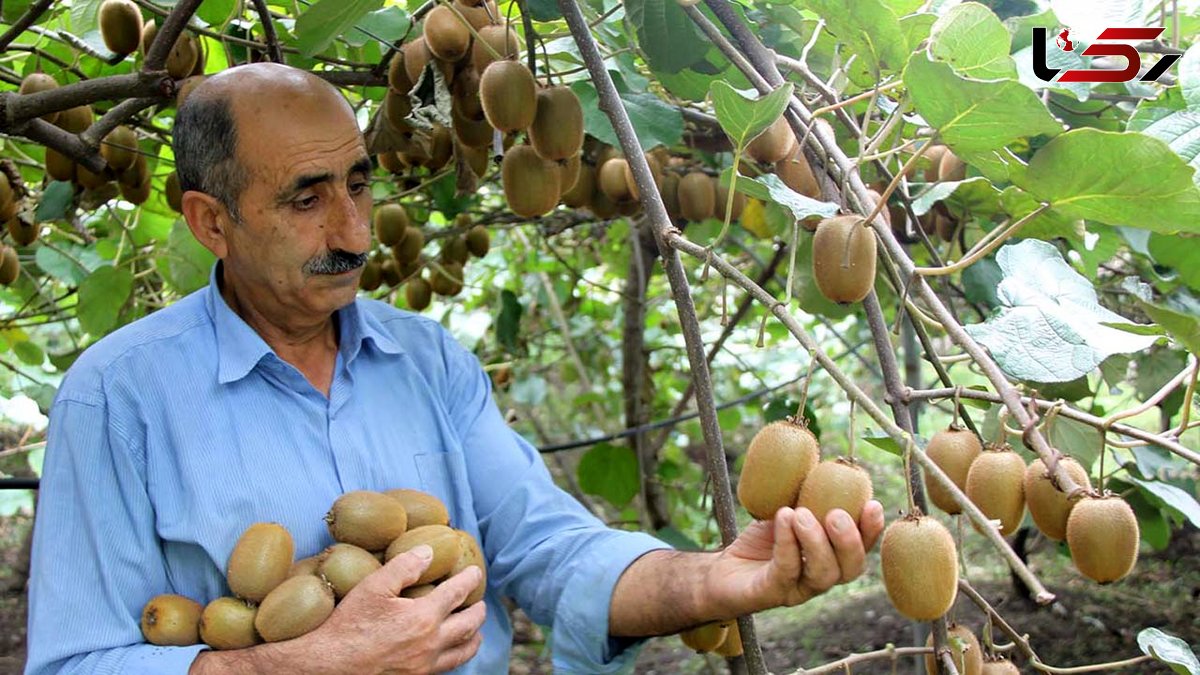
[25,396,209,675]
[440,331,674,673]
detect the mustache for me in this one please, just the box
[304,249,368,275]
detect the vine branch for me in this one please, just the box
[250,0,284,63]
[143,0,205,72]
[0,0,56,52]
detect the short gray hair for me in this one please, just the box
[172,94,248,221]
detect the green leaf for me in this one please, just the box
[577,442,640,509]
[196,0,237,25]
[963,240,1158,382]
[1013,36,1091,102]
[929,2,1018,80]
[35,182,74,223]
[77,265,134,336]
[69,0,103,34]
[1128,490,1171,551]
[718,406,741,432]
[802,0,909,76]
[1134,295,1200,357]
[34,243,104,285]
[496,289,522,354]
[653,525,701,551]
[1138,628,1200,675]
[1046,417,1100,470]
[709,81,795,149]
[625,0,709,74]
[962,256,1002,309]
[294,0,383,57]
[904,55,1062,154]
[1127,475,1200,528]
[158,219,216,294]
[570,82,684,151]
[911,177,992,216]
[1180,44,1200,110]
[863,433,903,456]
[720,170,839,223]
[12,340,43,367]
[526,0,560,21]
[1148,233,1200,291]
[999,187,1085,241]
[1130,109,1200,189]
[1015,129,1200,235]
[347,7,410,48]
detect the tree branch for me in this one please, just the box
[143,0,206,72]
[1,73,172,131]
[80,97,159,148]
[0,0,56,52]
[250,0,284,63]
[15,118,106,173]
[790,645,934,675]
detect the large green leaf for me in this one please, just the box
[1016,129,1200,234]
[802,0,909,76]
[963,240,1158,382]
[159,220,216,294]
[571,82,683,151]
[496,289,522,354]
[1138,628,1200,675]
[294,0,383,57]
[345,7,410,48]
[904,55,1062,154]
[929,2,1018,80]
[34,181,74,223]
[1127,475,1200,528]
[709,81,795,149]
[35,243,105,285]
[999,187,1085,241]
[720,170,839,223]
[1180,44,1200,110]
[625,0,710,74]
[196,0,237,25]
[1124,279,1200,355]
[77,265,134,336]
[69,0,103,34]
[1129,110,1200,189]
[1148,233,1200,291]
[1013,36,1090,102]
[577,442,640,509]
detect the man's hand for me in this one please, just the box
[190,545,486,675]
[703,503,885,616]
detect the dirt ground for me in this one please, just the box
[0,516,1195,674]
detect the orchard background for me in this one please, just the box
[0,0,1198,672]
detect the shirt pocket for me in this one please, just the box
[414,450,477,535]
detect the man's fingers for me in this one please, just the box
[792,507,839,594]
[436,598,486,648]
[432,631,483,673]
[825,508,866,583]
[860,500,885,551]
[427,566,485,617]
[770,507,802,585]
[356,544,434,597]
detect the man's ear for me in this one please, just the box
[181,190,230,259]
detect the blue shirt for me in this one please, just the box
[26,261,671,674]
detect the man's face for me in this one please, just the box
[222,88,374,320]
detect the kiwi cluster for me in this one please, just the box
[139,488,486,648]
[0,162,30,285]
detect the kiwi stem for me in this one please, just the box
[847,400,856,460]
[783,220,798,308]
[1176,357,1199,434]
[792,646,935,675]
[914,203,1052,277]
[794,349,817,422]
[710,151,744,259]
[809,81,905,119]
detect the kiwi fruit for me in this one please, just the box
[502,145,560,217]
[678,172,716,222]
[922,145,949,182]
[289,555,322,578]
[165,171,183,212]
[465,225,490,258]
[120,175,152,205]
[394,226,426,264]
[737,419,820,520]
[589,188,619,219]
[427,125,454,171]
[45,149,75,183]
[318,543,382,599]
[559,162,595,208]
[746,116,796,164]
[430,261,464,297]
[406,276,433,311]
[455,0,498,30]
[384,489,451,529]
[226,522,295,603]
[452,68,485,121]
[473,23,520,74]
[440,236,469,266]
[714,621,743,657]
[140,20,158,57]
[374,204,410,247]
[7,218,37,247]
[385,524,465,585]
[141,594,202,646]
[924,624,983,675]
[934,209,958,242]
[811,215,877,304]
[359,258,383,292]
[479,60,537,133]
[326,490,409,552]
[403,38,433,86]
[383,90,413,133]
[795,458,873,525]
[558,153,582,196]
[775,149,821,198]
[75,164,110,191]
[528,86,584,161]
[460,142,490,178]
[18,73,60,124]
[380,258,402,287]
[596,158,633,204]
[0,174,12,214]
[119,153,149,188]
[1025,456,1091,541]
[100,125,138,172]
[981,659,1021,674]
[254,574,335,643]
[965,445,1027,537]
[388,50,414,93]
[939,150,966,182]
[99,0,144,57]
[924,428,983,515]
[880,514,958,621]
[452,106,494,149]
[57,104,93,134]
[165,33,200,80]
[1066,494,1139,583]
[449,529,487,607]
[680,621,730,653]
[0,247,19,286]
[715,181,746,221]
[660,172,681,218]
[424,5,472,63]
[199,597,260,650]
[401,583,438,599]
[621,154,663,202]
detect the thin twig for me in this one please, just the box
[144,0,205,72]
[0,0,56,52]
[250,0,284,63]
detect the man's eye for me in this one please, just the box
[295,195,318,210]
[350,181,370,195]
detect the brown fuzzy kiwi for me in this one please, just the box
[0,174,12,216]
[318,543,382,600]
[880,514,958,621]
[359,258,383,292]
[737,419,820,520]
[384,90,414,134]
[622,154,663,202]
[120,175,152,205]
[326,491,409,552]
[7,218,38,247]
[560,162,595,208]
[1025,456,1091,541]
[1066,494,1139,583]
[935,209,958,242]
[795,458,874,525]
[678,172,716,222]
[922,145,948,182]
[558,153,582,196]
[430,261,464,297]
[451,68,485,120]
[75,164,110,191]
[924,624,983,675]
[100,125,138,172]
[746,116,796,164]
[452,105,495,148]
[528,86,585,161]
[403,38,433,86]
[141,594,202,646]
[715,181,746,221]
[394,226,426,264]
[473,23,520,74]
[100,0,144,57]
[454,0,498,30]
[0,247,19,286]
[441,236,470,266]
[378,151,404,175]
[140,19,158,57]
[981,659,1021,674]
[714,621,743,657]
[18,73,60,124]
[384,489,451,529]
[660,172,681,218]
[811,215,877,304]
[680,621,730,653]
[775,148,821,198]
[380,258,402,287]
[589,188,619,219]
[374,204,410,247]
[288,555,322,578]
[866,189,890,227]
[597,158,633,203]
[406,276,433,311]
[939,150,966,182]
[45,149,75,183]
[388,50,414,93]
[253,575,335,643]
[449,529,487,607]
[226,522,295,603]
[465,225,490,258]
[165,171,183,213]
[199,597,260,650]
[924,428,983,515]
[165,33,199,79]
[57,105,93,134]
[479,60,537,133]
[385,524,466,585]
[119,153,149,189]
[502,145,560,217]
[423,5,472,62]
[965,445,1027,537]
[427,125,454,171]
[460,142,490,178]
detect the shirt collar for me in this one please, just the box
[204,260,404,385]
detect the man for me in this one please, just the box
[25,63,884,674]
